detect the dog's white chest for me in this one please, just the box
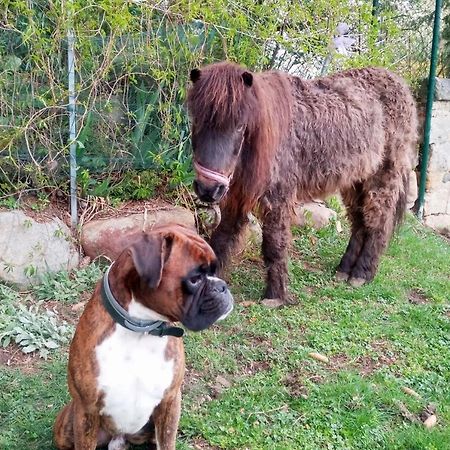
[95,323,174,434]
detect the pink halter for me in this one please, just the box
[193,160,232,189]
[193,128,246,191]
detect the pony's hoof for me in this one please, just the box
[335,271,349,282]
[261,298,285,308]
[348,277,367,288]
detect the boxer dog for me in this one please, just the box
[53,224,233,450]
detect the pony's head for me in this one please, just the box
[187,62,255,204]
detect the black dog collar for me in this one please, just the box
[101,264,184,338]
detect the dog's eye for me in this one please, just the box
[189,275,202,285]
[185,274,203,293]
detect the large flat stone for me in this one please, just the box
[435,78,450,101]
[81,206,195,260]
[424,214,450,237]
[292,201,337,229]
[0,210,79,288]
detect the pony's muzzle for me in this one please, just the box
[193,179,227,204]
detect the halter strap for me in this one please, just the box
[193,128,246,189]
[193,160,232,188]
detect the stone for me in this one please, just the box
[435,78,450,101]
[424,186,450,215]
[81,206,195,260]
[292,201,337,229]
[424,214,450,237]
[0,210,79,288]
[423,100,450,235]
[243,213,263,248]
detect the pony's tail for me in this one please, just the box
[394,168,410,229]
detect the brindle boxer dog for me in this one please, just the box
[53,224,233,450]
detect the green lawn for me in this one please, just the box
[1,215,449,449]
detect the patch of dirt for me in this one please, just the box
[43,299,85,326]
[0,344,40,373]
[78,197,176,225]
[1,194,182,231]
[283,372,309,399]
[189,437,221,450]
[356,341,398,376]
[302,261,324,273]
[329,353,351,371]
[241,359,271,377]
[0,193,71,225]
[408,289,430,305]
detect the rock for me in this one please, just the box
[0,210,79,288]
[308,352,329,364]
[261,298,285,308]
[292,201,337,229]
[241,213,263,250]
[423,100,450,235]
[195,203,221,231]
[401,386,421,399]
[424,214,450,237]
[435,78,450,101]
[423,414,437,429]
[81,206,195,260]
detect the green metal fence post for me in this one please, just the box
[417,0,443,220]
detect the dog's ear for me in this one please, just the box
[190,68,201,83]
[130,233,174,289]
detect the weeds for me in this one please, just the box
[33,264,102,304]
[0,300,72,359]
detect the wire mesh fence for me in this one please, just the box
[0,0,440,208]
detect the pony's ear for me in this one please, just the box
[129,233,173,289]
[242,71,253,87]
[190,68,201,83]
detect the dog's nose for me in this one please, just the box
[211,279,227,294]
[193,180,226,203]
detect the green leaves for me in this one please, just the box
[0,301,72,359]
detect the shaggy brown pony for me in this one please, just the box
[187,61,417,304]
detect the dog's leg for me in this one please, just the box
[209,201,249,274]
[53,402,75,450]
[151,389,181,450]
[108,435,129,450]
[261,200,291,304]
[71,400,100,450]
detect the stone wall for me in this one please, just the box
[424,78,450,236]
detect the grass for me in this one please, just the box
[1,215,449,449]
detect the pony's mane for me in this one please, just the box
[187,62,250,130]
[187,61,293,215]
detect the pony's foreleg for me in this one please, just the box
[261,202,291,304]
[209,203,249,273]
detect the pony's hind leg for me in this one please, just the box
[347,163,406,287]
[336,184,366,281]
[262,200,292,304]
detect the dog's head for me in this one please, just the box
[115,224,233,332]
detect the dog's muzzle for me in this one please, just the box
[182,276,233,332]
